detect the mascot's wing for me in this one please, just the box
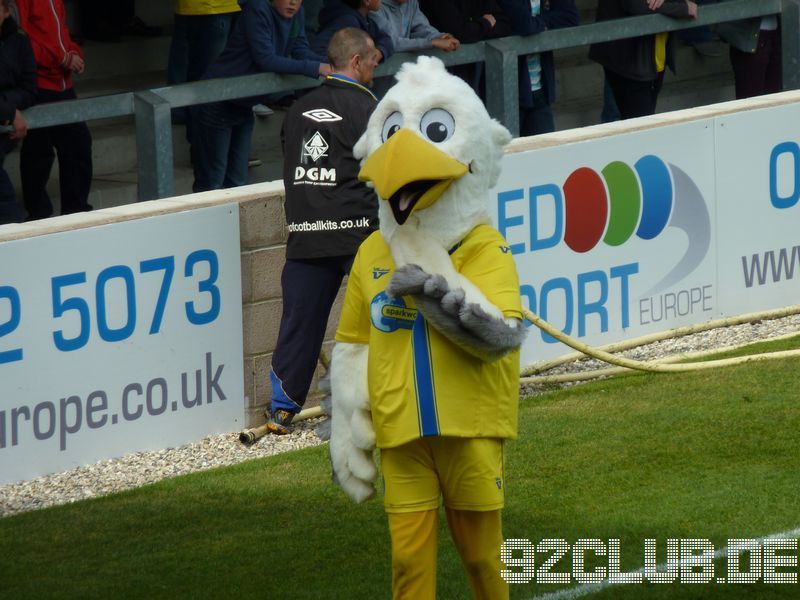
[329,341,377,503]
[388,229,526,361]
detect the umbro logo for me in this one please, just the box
[302,108,343,123]
[373,268,390,280]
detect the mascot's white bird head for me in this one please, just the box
[355,56,512,250]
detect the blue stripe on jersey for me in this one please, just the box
[412,314,439,437]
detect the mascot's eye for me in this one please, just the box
[381,111,404,143]
[420,108,455,144]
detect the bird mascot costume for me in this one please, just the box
[329,56,526,600]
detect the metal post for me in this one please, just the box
[134,91,175,201]
[485,40,520,137]
[782,0,800,90]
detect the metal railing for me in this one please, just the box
[21,0,800,202]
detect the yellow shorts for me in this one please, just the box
[380,437,505,514]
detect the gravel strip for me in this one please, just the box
[2,314,798,519]
[0,417,327,518]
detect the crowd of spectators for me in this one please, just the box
[0,0,789,222]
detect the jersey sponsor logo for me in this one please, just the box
[372,267,391,280]
[303,131,329,162]
[302,108,343,123]
[370,291,417,333]
[499,245,511,253]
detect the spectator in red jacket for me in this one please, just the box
[16,0,93,220]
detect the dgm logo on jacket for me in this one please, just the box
[294,130,337,187]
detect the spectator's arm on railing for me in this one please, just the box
[620,0,695,19]
[370,8,435,53]
[409,8,448,47]
[10,110,27,140]
[422,0,503,43]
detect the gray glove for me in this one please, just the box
[387,264,526,360]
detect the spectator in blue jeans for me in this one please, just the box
[167,1,240,144]
[167,1,241,120]
[191,0,331,192]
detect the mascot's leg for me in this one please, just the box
[445,508,508,600]
[381,441,442,599]
[387,510,439,600]
[432,437,507,598]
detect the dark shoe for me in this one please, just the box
[266,408,295,435]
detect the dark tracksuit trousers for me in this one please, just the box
[269,255,354,413]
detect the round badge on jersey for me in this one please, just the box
[370,291,418,333]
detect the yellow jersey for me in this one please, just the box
[336,224,523,449]
[175,0,241,16]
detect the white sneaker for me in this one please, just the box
[253,103,274,117]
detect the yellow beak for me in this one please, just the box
[358,128,468,217]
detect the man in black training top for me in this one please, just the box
[266,27,380,434]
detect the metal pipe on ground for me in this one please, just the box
[239,406,324,444]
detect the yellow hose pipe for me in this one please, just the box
[522,304,800,376]
[521,307,800,384]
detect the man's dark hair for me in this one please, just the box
[327,27,374,70]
